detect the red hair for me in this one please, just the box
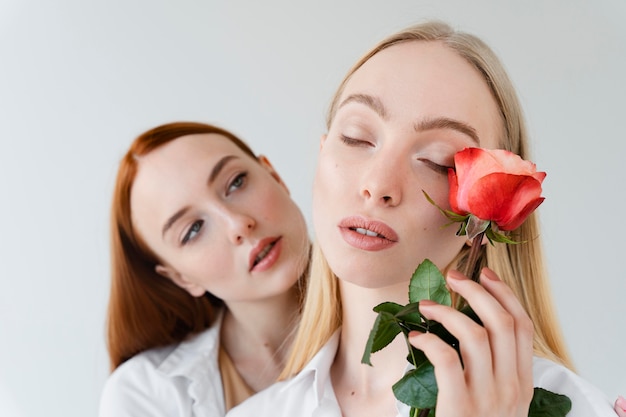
[107,122,257,371]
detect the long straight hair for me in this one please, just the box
[106,122,257,371]
[282,20,572,378]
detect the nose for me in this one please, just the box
[226,210,256,244]
[360,157,403,207]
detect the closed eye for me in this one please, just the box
[340,135,373,147]
[182,220,203,245]
[417,158,453,175]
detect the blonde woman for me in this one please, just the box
[228,21,615,417]
[99,122,310,416]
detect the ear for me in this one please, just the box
[319,133,327,150]
[257,155,289,193]
[155,264,206,297]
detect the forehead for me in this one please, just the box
[340,41,503,148]
[138,133,247,169]
[129,133,251,233]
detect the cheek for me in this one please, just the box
[418,172,453,211]
[313,153,347,212]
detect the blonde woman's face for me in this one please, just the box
[130,134,309,302]
[313,41,503,289]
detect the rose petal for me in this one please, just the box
[487,148,540,176]
[466,173,544,230]
[447,168,465,214]
[453,148,505,211]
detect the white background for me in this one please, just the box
[1,1,624,416]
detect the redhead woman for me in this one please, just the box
[227,21,615,417]
[99,122,310,417]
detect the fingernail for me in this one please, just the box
[418,299,437,315]
[447,269,466,282]
[446,270,466,289]
[408,330,423,338]
[481,267,500,281]
[419,299,437,307]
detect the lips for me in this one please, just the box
[338,216,398,251]
[249,236,282,272]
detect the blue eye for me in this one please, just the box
[227,172,247,194]
[182,220,203,245]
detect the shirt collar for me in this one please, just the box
[157,309,224,378]
[280,329,341,403]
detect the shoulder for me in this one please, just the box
[532,356,615,417]
[99,323,225,417]
[99,345,182,417]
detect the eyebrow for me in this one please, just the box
[162,206,190,238]
[161,154,239,238]
[415,117,480,145]
[338,93,480,145]
[338,93,388,119]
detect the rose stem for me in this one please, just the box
[465,231,486,282]
[418,233,486,417]
[418,409,430,417]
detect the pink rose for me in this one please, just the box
[615,396,626,417]
[448,147,546,231]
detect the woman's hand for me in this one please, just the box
[408,267,534,417]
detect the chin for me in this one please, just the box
[330,261,408,289]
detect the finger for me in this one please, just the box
[479,267,534,400]
[418,299,493,389]
[446,270,519,389]
[408,330,467,406]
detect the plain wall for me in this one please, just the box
[0,1,624,416]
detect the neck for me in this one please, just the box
[220,285,301,391]
[331,279,410,416]
[222,286,300,354]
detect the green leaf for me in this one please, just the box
[409,259,451,306]
[392,361,438,409]
[528,387,572,417]
[373,301,405,315]
[422,190,468,223]
[395,302,424,327]
[361,311,402,365]
[486,227,521,245]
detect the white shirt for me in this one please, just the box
[99,313,225,417]
[227,330,616,417]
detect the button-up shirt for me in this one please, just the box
[228,330,616,417]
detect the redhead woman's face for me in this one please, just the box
[131,134,309,302]
[313,41,503,288]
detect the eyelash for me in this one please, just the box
[182,220,204,245]
[418,158,453,175]
[179,172,248,246]
[227,172,248,194]
[340,135,372,147]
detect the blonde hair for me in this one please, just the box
[282,20,572,378]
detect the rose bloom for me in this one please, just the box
[448,147,546,231]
